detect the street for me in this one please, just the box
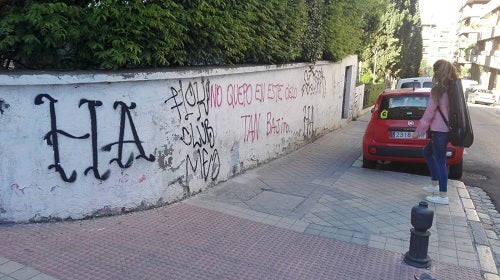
[462,104,500,212]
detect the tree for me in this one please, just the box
[394,0,422,78]
[360,0,401,82]
[360,0,423,83]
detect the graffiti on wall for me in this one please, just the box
[0,98,9,114]
[210,82,298,109]
[164,79,220,188]
[34,94,155,183]
[210,82,298,143]
[240,111,291,143]
[303,105,315,137]
[302,67,326,97]
[240,113,260,143]
[30,68,332,185]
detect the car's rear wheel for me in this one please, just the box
[448,160,463,179]
[362,157,377,169]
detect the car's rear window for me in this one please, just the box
[378,95,429,120]
[423,82,432,88]
[400,82,421,88]
[400,81,432,88]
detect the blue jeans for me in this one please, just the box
[423,131,448,193]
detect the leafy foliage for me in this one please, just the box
[83,0,188,69]
[394,0,422,78]
[180,0,246,65]
[323,0,363,61]
[301,0,323,62]
[359,0,423,83]
[0,0,419,71]
[363,82,385,108]
[0,1,84,69]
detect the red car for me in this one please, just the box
[362,88,464,179]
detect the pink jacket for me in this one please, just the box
[415,91,450,135]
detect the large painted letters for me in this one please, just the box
[35,94,155,183]
[34,94,90,182]
[165,79,220,188]
[101,101,155,168]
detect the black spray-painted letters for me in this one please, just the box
[35,94,155,183]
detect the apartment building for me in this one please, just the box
[457,0,500,92]
[422,23,457,67]
[420,1,461,76]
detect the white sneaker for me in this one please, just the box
[422,185,439,193]
[426,195,449,205]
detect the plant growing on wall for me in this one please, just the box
[83,0,188,69]
[322,0,363,61]
[0,1,84,69]
[0,0,390,70]
[300,0,323,62]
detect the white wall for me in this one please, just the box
[0,56,362,223]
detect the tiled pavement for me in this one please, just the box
[1,111,499,280]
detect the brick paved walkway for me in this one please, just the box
[0,203,484,280]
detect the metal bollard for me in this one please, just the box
[404,201,434,268]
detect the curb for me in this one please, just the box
[461,183,500,279]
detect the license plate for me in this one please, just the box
[391,131,425,139]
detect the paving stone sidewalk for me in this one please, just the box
[185,114,499,280]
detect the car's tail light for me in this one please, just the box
[369,146,377,155]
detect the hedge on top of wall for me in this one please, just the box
[0,0,375,70]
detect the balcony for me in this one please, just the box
[458,26,480,36]
[463,0,491,6]
[478,26,500,41]
[457,56,472,64]
[470,51,500,69]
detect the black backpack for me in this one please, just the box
[437,79,474,147]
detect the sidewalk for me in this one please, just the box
[0,112,498,280]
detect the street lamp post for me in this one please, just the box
[373,49,379,83]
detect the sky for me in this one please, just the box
[419,0,464,26]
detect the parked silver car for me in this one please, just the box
[467,87,496,105]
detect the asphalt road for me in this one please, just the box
[461,104,500,212]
